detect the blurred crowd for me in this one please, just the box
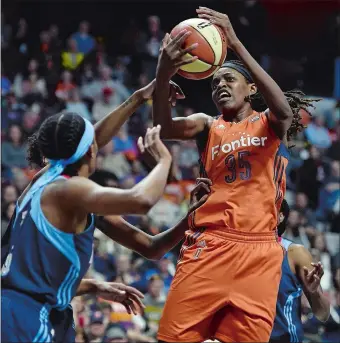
[1,4,339,343]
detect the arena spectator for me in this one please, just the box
[1,13,12,50]
[100,140,131,180]
[92,87,117,122]
[2,91,27,129]
[112,126,138,161]
[2,184,19,206]
[55,70,76,101]
[71,21,96,55]
[66,88,92,121]
[14,18,29,56]
[87,311,106,342]
[136,16,164,80]
[93,237,117,282]
[1,72,11,96]
[317,161,340,222]
[103,324,128,343]
[293,192,317,226]
[61,38,85,70]
[1,202,15,238]
[305,116,332,149]
[283,209,310,247]
[81,64,130,103]
[115,254,139,285]
[143,275,166,338]
[1,124,28,170]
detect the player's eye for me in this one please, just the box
[212,79,219,90]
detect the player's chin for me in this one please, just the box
[218,99,235,112]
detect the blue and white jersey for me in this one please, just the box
[271,238,303,343]
[1,176,95,342]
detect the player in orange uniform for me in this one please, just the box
[152,7,317,343]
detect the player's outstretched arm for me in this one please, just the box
[76,280,145,314]
[63,126,171,215]
[94,80,183,149]
[197,7,293,140]
[290,245,330,322]
[95,178,211,260]
[153,31,211,140]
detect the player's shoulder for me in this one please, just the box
[46,176,97,197]
[287,243,305,253]
[287,243,311,265]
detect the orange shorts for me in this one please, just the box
[158,228,284,343]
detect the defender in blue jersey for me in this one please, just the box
[270,200,330,343]
[1,81,189,342]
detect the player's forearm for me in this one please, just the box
[152,75,173,138]
[132,157,172,210]
[76,279,98,296]
[231,41,292,122]
[94,91,145,149]
[309,288,330,322]
[148,216,188,259]
[96,215,186,260]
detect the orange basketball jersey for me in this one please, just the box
[191,111,290,233]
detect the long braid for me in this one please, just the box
[282,90,321,141]
[249,89,321,141]
[222,60,322,141]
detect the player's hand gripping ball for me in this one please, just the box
[170,18,227,80]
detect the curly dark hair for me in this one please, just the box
[27,112,86,176]
[222,60,321,141]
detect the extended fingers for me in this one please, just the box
[174,55,198,68]
[311,262,324,277]
[170,30,192,47]
[307,267,318,282]
[122,285,144,299]
[162,33,171,47]
[129,293,146,310]
[197,7,223,17]
[137,136,145,153]
[196,194,209,206]
[192,182,211,196]
[196,177,213,186]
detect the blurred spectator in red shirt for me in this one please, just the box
[55,70,76,101]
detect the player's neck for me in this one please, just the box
[222,106,253,123]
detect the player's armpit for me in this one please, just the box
[265,108,293,140]
[61,177,158,216]
[161,112,212,140]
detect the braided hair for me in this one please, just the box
[27,112,86,176]
[222,60,321,141]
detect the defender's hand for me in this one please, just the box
[139,79,185,107]
[302,262,324,294]
[137,126,172,163]
[188,178,212,213]
[96,282,145,315]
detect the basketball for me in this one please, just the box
[170,18,227,80]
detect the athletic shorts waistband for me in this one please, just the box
[2,289,52,311]
[191,227,278,243]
